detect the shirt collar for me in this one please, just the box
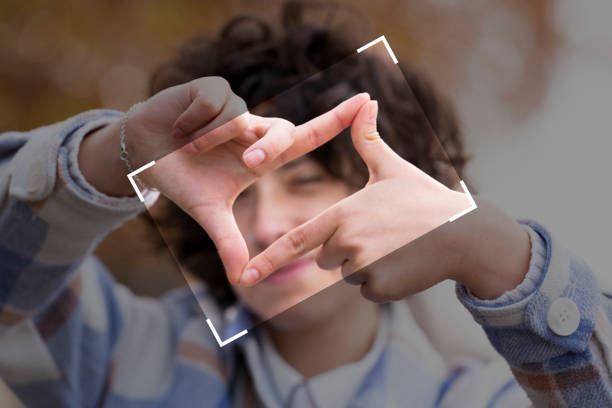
[239,305,391,408]
[224,301,447,407]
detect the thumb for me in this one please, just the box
[188,204,249,285]
[350,100,398,180]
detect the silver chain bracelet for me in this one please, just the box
[119,102,146,189]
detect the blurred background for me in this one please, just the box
[1,1,611,405]
[1,0,610,294]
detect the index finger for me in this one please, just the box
[275,92,370,167]
[239,207,340,286]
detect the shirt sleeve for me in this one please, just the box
[0,112,229,407]
[457,221,612,407]
[1,110,156,316]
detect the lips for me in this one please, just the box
[261,256,313,284]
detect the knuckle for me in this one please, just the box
[342,268,357,284]
[380,275,404,301]
[344,244,360,261]
[191,132,211,149]
[346,257,362,274]
[215,233,236,248]
[332,108,346,130]
[359,283,378,303]
[314,254,328,270]
[315,252,335,271]
[333,228,358,255]
[341,262,363,284]
[279,118,294,130]
[265,143,280,160]
[362,279,388,304]
[231,111,250,134]
[278,150,288,165]
[287,229,307,255]
[275,120,295,147]
[224,98,248,122]
[364,129,381,141]
[332,203,350,223]
[256,251,276,278]
[231,96,248,114]
[195,96,216,114]
[340,261,353,275]
[305,124,322,148]
[210,75,231,90]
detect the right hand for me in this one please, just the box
[242,100,474,295]
[79,77,371,284]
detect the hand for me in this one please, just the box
[79,76,370,284]
[80,76,251,196]
[140,92,372,284]
[243,101,531,302]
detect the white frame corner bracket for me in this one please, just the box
[356,35,398,64]
[449,180,477,222]
[206,318,248,347]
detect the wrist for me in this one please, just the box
[449,200,531,300]
[78,119,135,197]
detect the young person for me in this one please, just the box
[1,2,610,407]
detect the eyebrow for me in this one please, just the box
[278,156,309,172]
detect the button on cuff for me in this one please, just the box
[546,297,580,337]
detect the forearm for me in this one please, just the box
[451,199,532,300]
[457,221,612,406]
[0,111,155,320]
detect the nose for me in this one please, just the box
[252,192,294,250]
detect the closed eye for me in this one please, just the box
[291,175,324,186]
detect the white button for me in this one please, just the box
[26,161,45,195]
[547,297,580,336]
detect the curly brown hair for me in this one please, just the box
[148,1,467,307]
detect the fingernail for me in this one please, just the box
[368,100,378,123]
[241,268,260,285]
[243,148,266,168]
[171,127,184,138]
[360,92,370,100]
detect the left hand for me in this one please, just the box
[242,100,531,302]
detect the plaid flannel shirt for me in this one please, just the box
[1,110,611,407]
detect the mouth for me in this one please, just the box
[261,256,313,285]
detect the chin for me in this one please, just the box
[239,273,357,332]
[236,264,340,320]
[264,297,335,332]
[243,287,324,325]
